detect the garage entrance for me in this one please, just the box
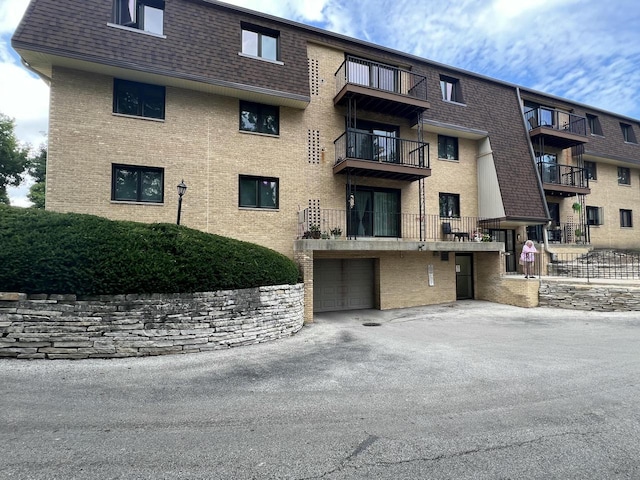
[313,259,375,312]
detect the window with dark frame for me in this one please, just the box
[241,24,279,61]
[438,135,459,160]
[439,192,460,218]
[621,123,638,143]
[587,114,603,136]
[112,164,164,203]
[583,161,597,181]
[239,101,279,135]
[113,79,165,119]
[439,75,463,103]
[113,0,164,35]
[618,167,631,185]
[586,206,603,226]
[239,175,279,209]
[620,209,633,228]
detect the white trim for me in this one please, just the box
[238,52,284,66]
[107,22,167,39]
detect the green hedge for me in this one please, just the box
[0,206,299,295]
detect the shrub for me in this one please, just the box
[0,206,299,295]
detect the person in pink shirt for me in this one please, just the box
[520,240,538,278]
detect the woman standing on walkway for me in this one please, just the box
[520,240,538,278]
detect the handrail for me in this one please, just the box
[297,209,500,241]
[334,129,430,168]
[537,161,589,188]
[335,55,428,101]
[524,107,587,136]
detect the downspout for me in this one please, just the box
[516,87,555,254]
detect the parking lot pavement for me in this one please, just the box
[2,301,640,479]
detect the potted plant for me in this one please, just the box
[572,201,581,213]
[575,228,583,242]
[302,224,321,239]
[330,227,342,239]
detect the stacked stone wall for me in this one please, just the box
[0,284,304,359]
[539,281,640,311]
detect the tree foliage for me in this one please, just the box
[28,143,47,209]
[0,113,29,205]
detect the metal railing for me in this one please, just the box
[524,107,587,136]
[297,209,500,241]
[334,130,429,168]
[546,222,588,244]
[335,55,428,101]
[537,162,589,189]
[547,250,640,280]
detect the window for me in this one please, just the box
[239,175,279,209]
[439,193,460,218]
[586,206,603,226]
[239,101,279,135]
[112,164,163,203]
[618,167,631,185]
[440,75,463,103]
[113,79,165,119]
[620,209,633,228]
[438,135,459,160]
[621,123,637,143]
[583,161,597,181]
[113,0,164,35]
[241,25,279,61]
[587,114,603,136]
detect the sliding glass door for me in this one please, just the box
[348,188,400,238]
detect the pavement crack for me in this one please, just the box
[297,432,379,480]
[374,430,600,468]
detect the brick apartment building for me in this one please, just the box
[12,0,640,321]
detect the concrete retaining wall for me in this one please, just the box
[539,281,640,311]
[0,284,304,359]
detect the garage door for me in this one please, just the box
[313,259,375,312]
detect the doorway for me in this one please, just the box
[455,254,473,300]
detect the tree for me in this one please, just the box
[0,113,29,205]
[28,143,47,209]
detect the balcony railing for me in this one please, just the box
[297,209,500,242]
[335,55,428,101]
[537,162,589,188]
[546,222,589,244]
[334,129,429,168]
[524,107,587,136]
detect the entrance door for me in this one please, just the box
[455,254,473,300]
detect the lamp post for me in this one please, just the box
[176,180,187,225]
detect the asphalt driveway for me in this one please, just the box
[2,301,639,479]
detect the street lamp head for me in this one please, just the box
[177,180,187,197]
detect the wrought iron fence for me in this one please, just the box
[547,250,640,280]
[334,130,429,168]
[297,208,501,242]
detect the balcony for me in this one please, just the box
[538,162,591,197]
[524,107,588,149]
[334,56,430,119]
[333,129,430,181]
[297,209,501,243]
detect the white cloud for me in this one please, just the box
[0,0,31,34]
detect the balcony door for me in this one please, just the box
[347,120,399,164]
[538,153,558,184]
[347,187,400,238]
[347,57,397,93]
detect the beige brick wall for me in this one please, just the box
[583,162,640,249]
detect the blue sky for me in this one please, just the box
[1,0,640,205]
